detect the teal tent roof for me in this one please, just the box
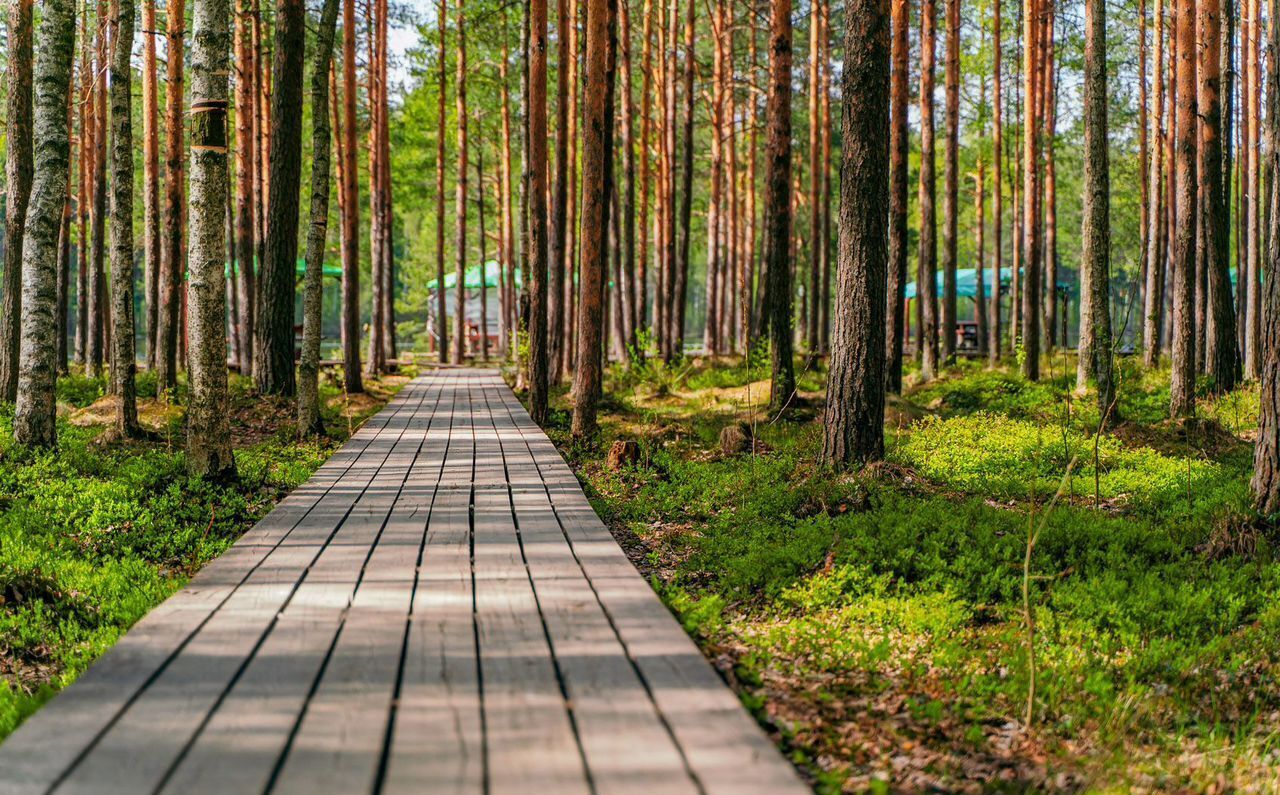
[905,267,1075,299]
[427,260,520,291]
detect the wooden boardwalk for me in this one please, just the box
[0,370,808,795]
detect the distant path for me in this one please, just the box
[0,369,808,795]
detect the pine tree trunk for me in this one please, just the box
[366,0,385,376]
[804,0,821,356]
[619,0,638,354]
[254,0,305,396]
[143,0,162,371]
[89,12,108,379]
[1,0,34,402]
[1203,0,1237,391]
[527,0,552,424]
[918,0,938,380]
[822,0,888,467]
[436,0,449,362]
[764,0,794,410]
[109,0,140,435]
[476,147,489,361]
[550,0,570,376]
[886,0,908,390]
[975,151,988,355]
[186,0,236,479]
[1019,0,1041,380]
[76,16,89,368]
[671,0,693,359]
[570,0,616,436]
[340,0,363,392]
[1043,5,1058,352]
[1144,0,1165,366]
[1169,0,1197,416]
[453,5,469,364]
[990,0,1002,364]
[499,37,515,357]
[234,0,256,373]
[157,0,185,391]
[56,123,71,376]
[941,0,959,365]
[1081,0,1113,416]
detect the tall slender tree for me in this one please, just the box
[1144,0,1165,366]
[299,0,341,435]
[13,0,75,447]
[822,0,889,467]
[941,0,959,365]
[453,2,469,364]
[436,0,448,361]
[2,0,35,403]
[989,0,1002,364]
[1169,0,1196,416]
[143,0,162,370]
[1080,0,1113,416]
[551,0,570,375]
[918,0,938,380]
[571,0,618,436]
[109,0,140,436]
[233,0,255,372]
[1019,0,1041,380]
[157,0,185,391]
[886,0,908,390]
[340,0,363,391]
[186,0,236,479]
[254,0,306,396]
[1202,0,1237,391]
[671,0,694,359]
[527,0,551,423]
[1252,0,1280,512]
[764,0,794,410]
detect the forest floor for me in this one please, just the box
[542,354,1280,793]
[0,366,410,740]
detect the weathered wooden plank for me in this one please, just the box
[469,382,593,795]
[156,380,452,795]
[0,380,437,795]
[381,382,484,795]
[266,381,459,794]
[480,382,700,794]
[488,380,810,795]
[43,381,441,795]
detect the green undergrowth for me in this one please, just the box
[550,354,1280,791]
[0,371,404,740]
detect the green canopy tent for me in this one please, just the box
[219,258,343,281]
[425,260,521,291]
[903,267,1078,353]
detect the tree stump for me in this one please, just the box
[607,440,641,470]
[719,421,754,456]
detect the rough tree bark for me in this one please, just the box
[2,0,34,403]
[821,0,889,467]
[1081,0,1113,417]
[990,0,1002,364]
[1020,0,1041,380]
[157,0,185,391]
[144,0,162,370]
[298,0,340,435]
[918,0,938,380]
[941,0,959,365]
[671,0,694,359]
[527,0,551,424]
[341,0,363,392]
[571,0,617,436]
[453,4,469,364]
[1169,0,1196,416]
[886,0,908,390]
[1144,0,1165,366]
[436,0,448,361]
[550,0,569,375]
[1202,0,1237,391]
[13,0,75,447]
[764,0,794,411]
[186,0,237,479]
[109,0,140,436]
[233,0,255,373]
[254,0,306,396]
[1253,0,1280,512]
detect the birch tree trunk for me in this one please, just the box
[109,0,140,436]
[2,0,35,403]
[298,0,340,436]
[822,0,888,467]
[13,0,75,448]
[186,0,236,479]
